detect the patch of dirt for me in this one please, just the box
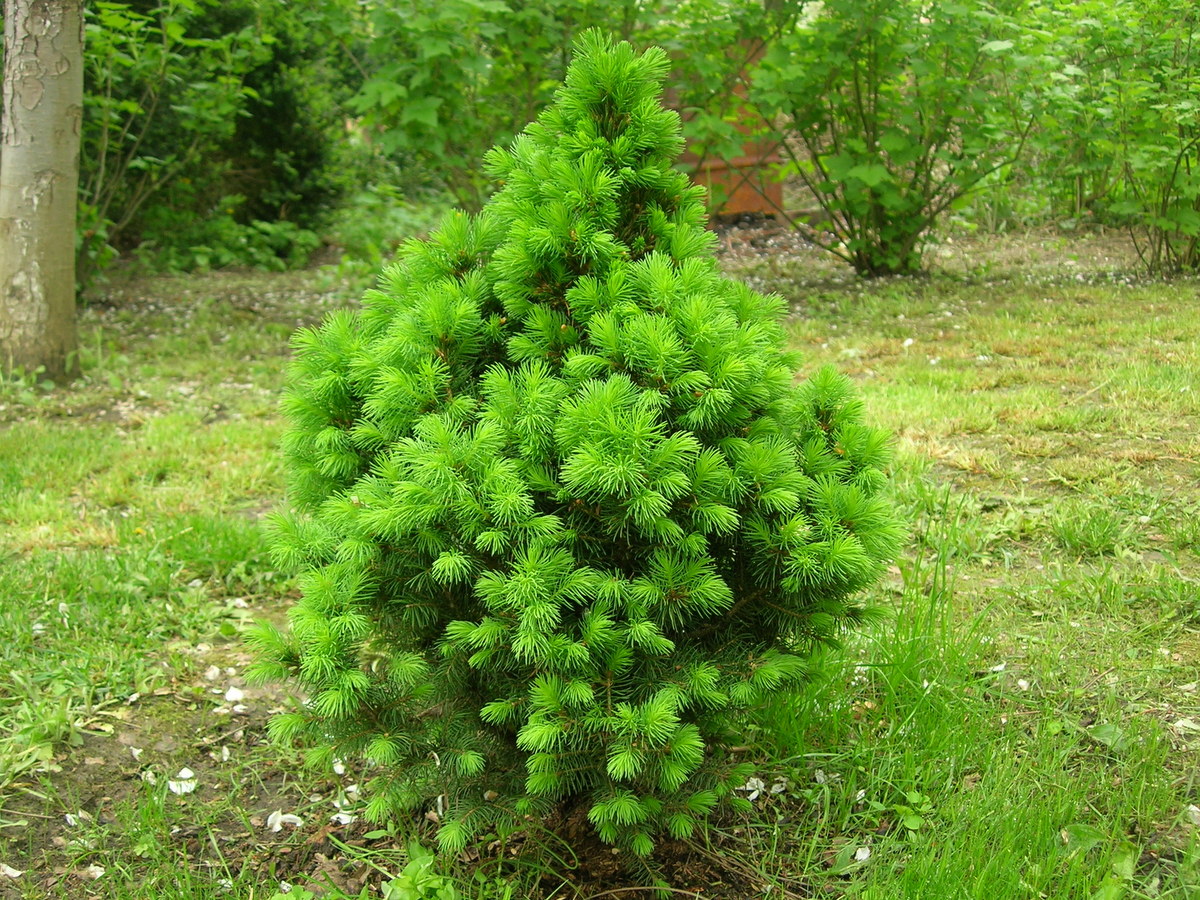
[712,213,1151,287]
[1,707,274,897]
[84,267,360,327]
[1,606,783,900]
[0,615,318,898]
[527,803,764,900]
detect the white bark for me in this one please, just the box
[0,0,82,381]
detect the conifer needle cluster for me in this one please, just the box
[250,32,902,858]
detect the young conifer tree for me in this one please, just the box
[250,31,902,858]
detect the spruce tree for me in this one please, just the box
[250,32,903,859]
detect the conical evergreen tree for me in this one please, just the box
[250,32,903,859]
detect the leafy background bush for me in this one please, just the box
[77,0,357,283]
[57,0,1200,282]
[747,0,1041,276]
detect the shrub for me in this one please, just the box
[336,0,785,214]
[749,0,1039,276]
[1087,0,1200,272]
[79,0,346,281]
[341,0,660,211]
[250,32,902,861]
[1023,0,1200,270]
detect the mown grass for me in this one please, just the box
[0,272,355,899]
[0,250,1197,899]
[740,266,1200,899]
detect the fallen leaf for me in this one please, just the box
[739,776,766,801]
[266,810,303,832]
[168,768,198,794]
[1,864,23,878]
[1088,723,1128,752]
[1061,823,1106,855]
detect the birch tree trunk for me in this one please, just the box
[0,0,83,382]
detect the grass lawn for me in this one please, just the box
[0,234,1197,899]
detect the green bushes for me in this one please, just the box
[339,0,687,212]
[731,0,1200,275]
[340,0,572,212]
[68,0,1200,279]
[747,0,1038,276]
[1036,0,1200,272]
[250,33,901,858]
[78,0,346,281]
